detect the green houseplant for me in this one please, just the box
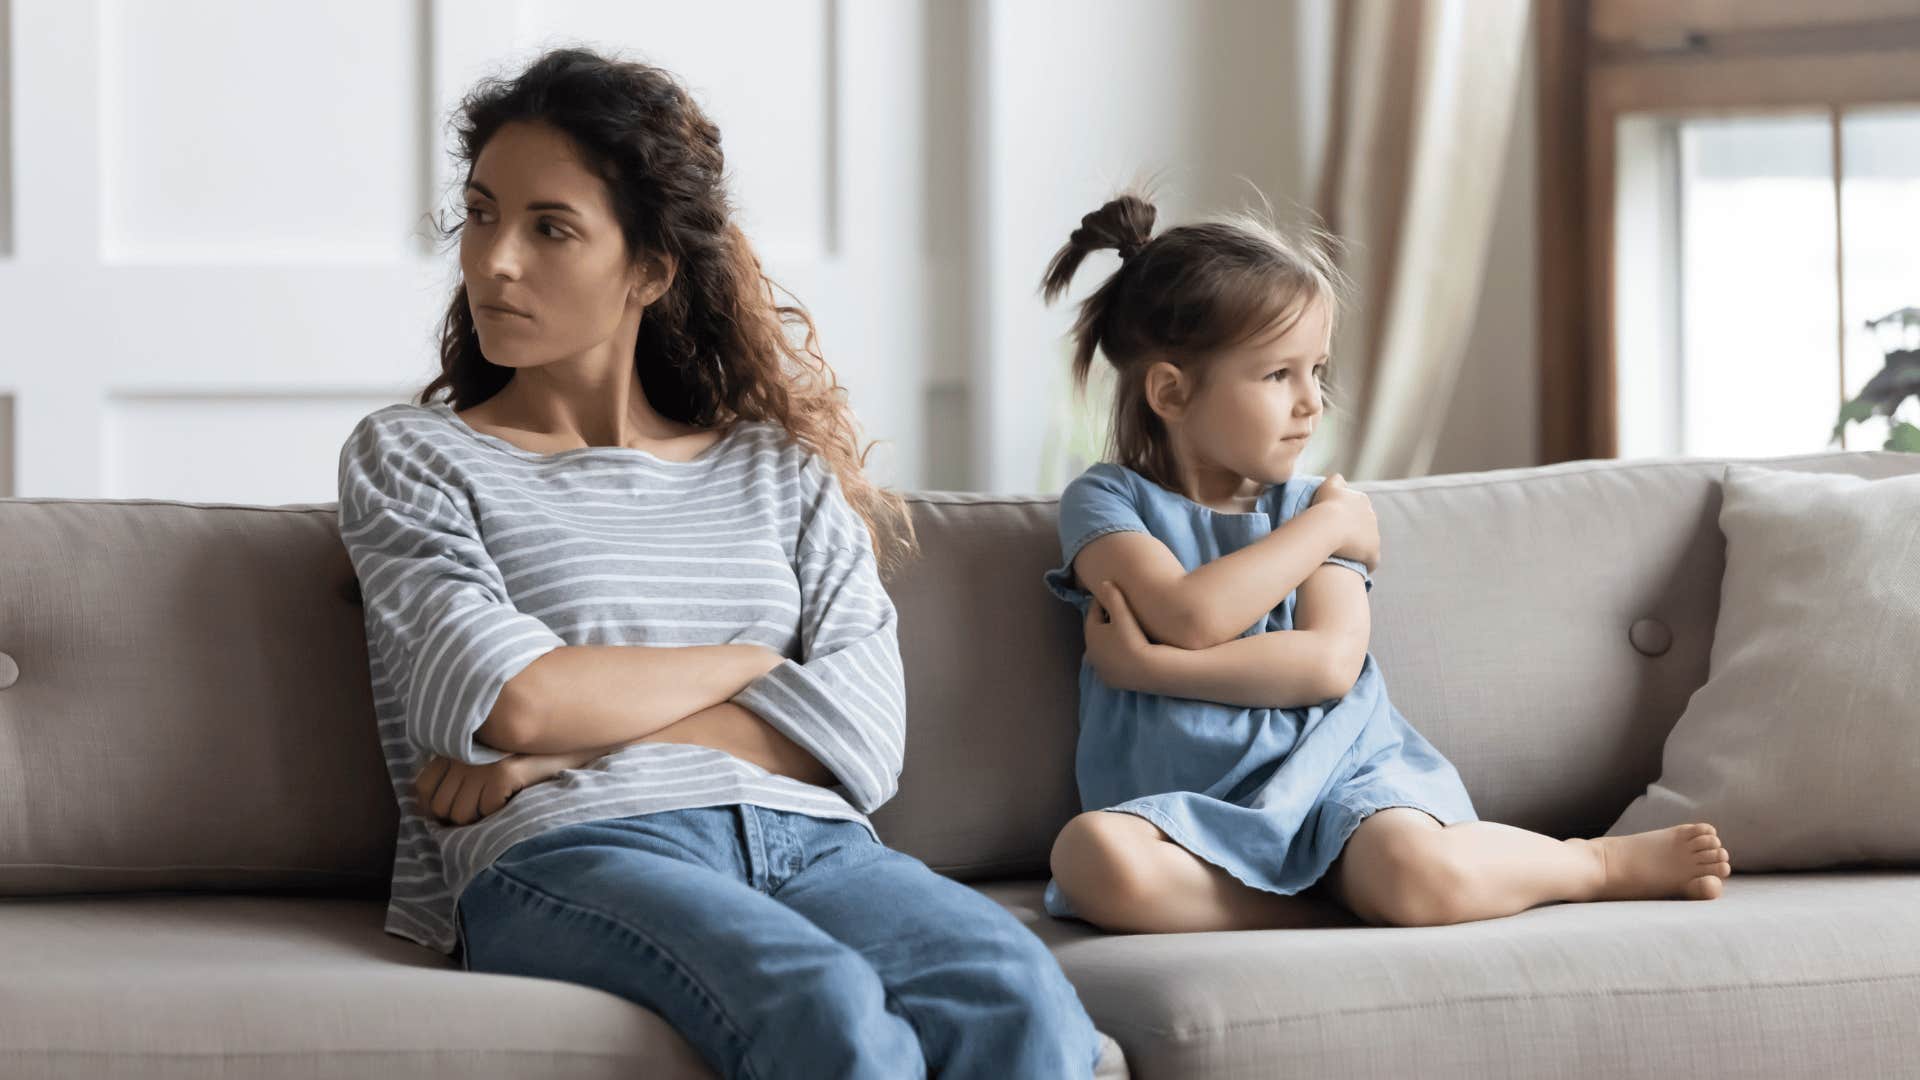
[1832,305,1920,452]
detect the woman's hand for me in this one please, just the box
[413,749,598,827]
[1084,580,1168,693]
[1310,474,1381,572]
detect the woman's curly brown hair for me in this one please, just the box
[421,47,914,573]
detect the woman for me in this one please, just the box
[335,48,1099,1080]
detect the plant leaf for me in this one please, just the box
[1886,422,1920,453]
[1832,395,1877,444]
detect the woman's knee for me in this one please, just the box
[971,922,1080,1006]
[722,947,925,1077]
[1049,812,1161,924]
[925,923,1097,1068]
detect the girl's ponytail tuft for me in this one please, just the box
[1041,193,1158,304]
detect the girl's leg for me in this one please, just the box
[1321,807,1735,928]
[774,821,1103,1080]
[1049,810,1354,933]
[457,812,922,1080]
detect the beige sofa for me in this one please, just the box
[2,448,1917,1079]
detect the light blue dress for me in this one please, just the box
[1041,462,1478,919]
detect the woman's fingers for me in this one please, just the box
[449,770,485,826]
[413,756,449,805]
[478,776,513,819]
[429,766,464,822]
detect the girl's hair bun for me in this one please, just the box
[1041,194,1158,302]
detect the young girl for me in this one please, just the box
[1036,194,1733,933]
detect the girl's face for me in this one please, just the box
[458,121,664,371]
[1175,295,1331,487]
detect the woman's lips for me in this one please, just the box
[478,304,530,319]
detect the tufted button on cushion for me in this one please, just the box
[0,650,17,689]
[1628,617,1672,658]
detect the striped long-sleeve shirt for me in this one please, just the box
[335,401,906,956]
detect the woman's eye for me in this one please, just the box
[539,221,568,239]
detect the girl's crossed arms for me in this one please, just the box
[1077,474,1379,710]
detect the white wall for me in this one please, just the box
[966,0,1539,489]
[0,0,1540,502]
[969,0,1305,492]
[0,0,938,500]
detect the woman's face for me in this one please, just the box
[458,121,664,371]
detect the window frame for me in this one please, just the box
[1536,0,1920,461]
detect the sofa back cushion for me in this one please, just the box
[0,500,394,895]
[3,450,1915,894]
[871,451,1920,877]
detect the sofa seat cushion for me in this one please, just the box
[0,893,1128,1079]
[979,871,1920,1080]
[0,894,707,1079]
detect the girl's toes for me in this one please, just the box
[1712,859,1732,878]
[1690,834,1723,852]
[1684,874,1725,900]
[1695,846,1727,864]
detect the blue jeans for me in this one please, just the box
[456,805,1101,1080]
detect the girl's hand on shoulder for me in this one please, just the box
[1084,580,1168,693]
[1311,474,1382,572]
[413,751,589,827]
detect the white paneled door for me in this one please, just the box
[0,0,940,503]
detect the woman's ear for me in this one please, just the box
[630,251,678,307]
[1143,360,1191,423]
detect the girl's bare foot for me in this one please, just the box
[1574,823,1732,902]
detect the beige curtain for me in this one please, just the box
[1308,0,1532,481]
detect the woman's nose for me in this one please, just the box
[477,228,522,280]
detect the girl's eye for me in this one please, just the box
[1268,365,1328,382]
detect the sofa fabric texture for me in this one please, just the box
[1,448,1916,1078]
[1608,464,1920,869]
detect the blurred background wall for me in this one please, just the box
[0,0,1542,500]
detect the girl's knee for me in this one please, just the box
[1342,825,1475,927]
[1050,813,1159,924]
[1048,813,1119,886]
